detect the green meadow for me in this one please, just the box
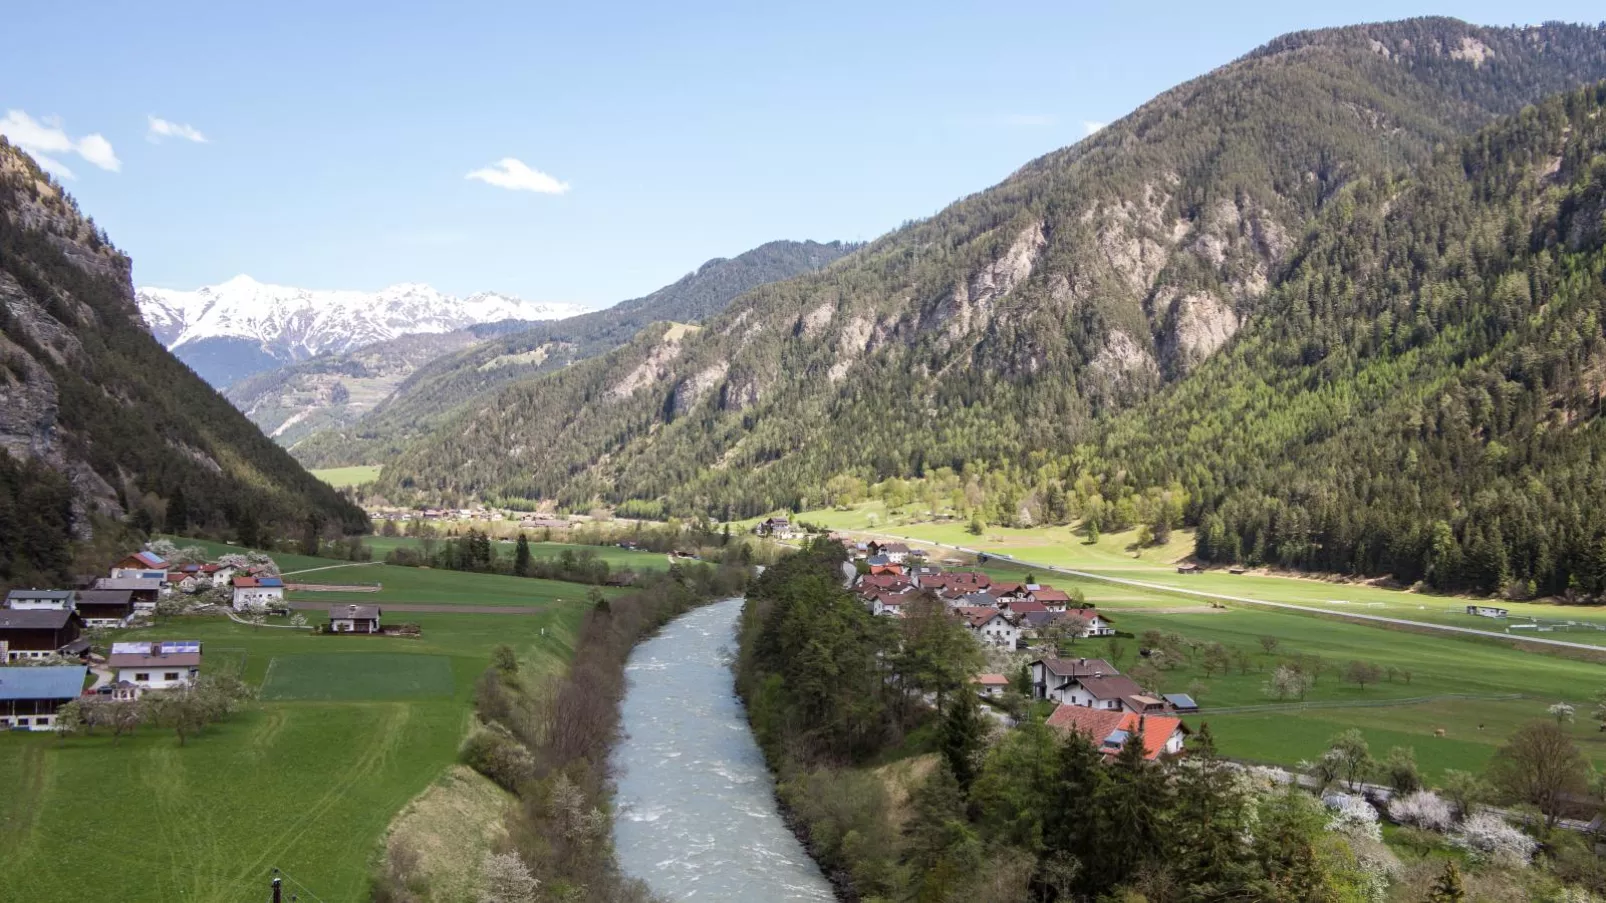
[364,534,670,572]
[309,464,383,488]
[0,602,587,903]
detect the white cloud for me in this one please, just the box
[147,115,208,144]
[1001,113,1056,127]
[466,157,570,194]
[0,110,121,177]
[1082,120,1107,136]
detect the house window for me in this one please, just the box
[164,672,179,681]
[17,718,28,726]
[135,672,150,682]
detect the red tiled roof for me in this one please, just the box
[1005,600,1049,614]
[988,582,1024,596]
[1032,588,1071,602]
[1045,706,1186,760]
[232,576,260,588]
[860,574,911,589]
[974,673,1010,686]
[954,606,1008,628]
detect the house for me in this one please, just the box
[74,590,136,628]
[1062,606,1116,637]
[1163,693,1200,713]
[917,571,991,595]
[231,576,286,611]
[1030,657,1117,702]
[108,641,202,693]
[875,542,910,564]
[94,577,163,611]
[1466,605,1509,619]
[329,604,382,633]
[0,665,89,731]
[1002,599,1050,616]
[973,673,1011,698]
[0,609,84,662]
[956,606,1021,648]
[870,594,908,618]
[114,551,168,572]
[757,517,800,540]
[857,573,913,592]
[201,563,237,587]
[1074,675,1173,715]
[4,589,75,610]
[1029,588,1072,611]
[1045,705,1188,760]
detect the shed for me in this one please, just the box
[329,604,382,634]
[0,665,88,730]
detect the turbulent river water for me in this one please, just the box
[612,597,836,901]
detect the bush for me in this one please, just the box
[1323,793,1381,843]
[460,727,536,792]
[1388,790,1454,832]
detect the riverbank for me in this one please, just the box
[376,557,749,902]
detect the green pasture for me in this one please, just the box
[0,588,590,902]
[309,464,383,488]
[364,534,668,572]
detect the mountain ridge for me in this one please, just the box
[371,18,1606,520]
[137,275,586,387]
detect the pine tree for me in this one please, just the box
[514,533,532,576]
[1426,859,1466,902]
[1040,730,1106,895]
[940,691,986,793]
[1093,726,1167,889]
[167,485,188,535]
[902,763,980,902]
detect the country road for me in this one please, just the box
[842,530,1606,655]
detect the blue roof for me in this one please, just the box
[257,577,284,587]
[0,666,87,701]
[1163,693,1198,709]
[1102,729,1130,748]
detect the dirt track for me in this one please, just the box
[287,601,548,615]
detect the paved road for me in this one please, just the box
[286,601,548,615]
[844,530,1606,655]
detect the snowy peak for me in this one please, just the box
[136,277,585,363]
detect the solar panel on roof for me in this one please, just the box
[110,642,149,654]
[159,641,201,654]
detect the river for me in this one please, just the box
[612,597,836,902]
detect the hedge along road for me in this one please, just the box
[843,531,1606,656]
[285,601,549,615]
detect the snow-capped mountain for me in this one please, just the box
[136,275,584,387]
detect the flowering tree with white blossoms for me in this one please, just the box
[1452,811,1538,868]
[1324,793,1382,843]
[1387,790,1455,832]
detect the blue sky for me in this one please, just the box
[6,1,1604,306]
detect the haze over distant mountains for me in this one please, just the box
[136,276,586,387]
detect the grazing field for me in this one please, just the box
[0,593,589,902]
[310,464,383,487]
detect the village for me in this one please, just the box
[0,547,397,731]
[838,534,1191,761]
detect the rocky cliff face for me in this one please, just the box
[0,137,367,546]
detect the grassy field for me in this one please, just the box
[364,534,669,572]
[0,600,586,902]
[310,464,383,487]
[163,535,624,608]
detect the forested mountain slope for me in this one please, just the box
[376,18,1606,518]
[0,139,366,586]
[290,239,853,467]
[1092,81,1606,597]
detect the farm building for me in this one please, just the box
[93,576,163,611]
[4,589,75,610]
[1163,693,1200,713]
[0,609,84,662]
[232,576,286,611]
[1466,605,1509,619]
[114,551,168,572]
[0,665,89,731]
[329,604,383,634]
[74,590,135,628]
[108,641,202,694]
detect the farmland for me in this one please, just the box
[0,579,589,902]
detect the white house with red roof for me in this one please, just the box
[956,606,1020,648]
[231,576,285,611]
